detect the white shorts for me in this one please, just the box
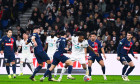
[70,53,86,64]
[20,54,33,63]
[47,53,54,60]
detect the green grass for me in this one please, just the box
[0,75,140,84]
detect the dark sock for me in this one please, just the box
[32,66,42,77]
[68,65,73,74]
[122,65,128,75]
[47,64,52,79]
[12,64,16,74]
[6,66,10,75]
[88,67,91,76]
[47,64,51,69]
[125,66,135,76]
[102,66,105,74]
[44,70,51,77]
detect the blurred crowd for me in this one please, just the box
[0,0,33,37]
[2,0,140,53]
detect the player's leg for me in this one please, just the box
[54,66,58,77]
[19,55,25,76]
[124,56,135,81]
[11,54,16,78]
[27,55,34,73]
[59,64,68,79]
[4,55,11,78]
[11,61,16,78]
[65,59,75,80]
[98,59,107,80]
[88,60,93,80]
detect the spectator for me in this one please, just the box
[133,41,140,53]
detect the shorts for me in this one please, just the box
[35,51,50,64]
[47,53,54,60]
[88,55,103,63]
[70,53,86,64]
[20,54,33,63]
[120,55,132,64]
[4,53,15,63]
[52,52,69,65]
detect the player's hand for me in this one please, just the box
[103,55,107,60]
[0,51,3,55]
[134,56,138,59]
[34,42,38,47]
[117,56,120,61]
[95,52,99,56]
[65,48,69,51]
[67,51,72,54]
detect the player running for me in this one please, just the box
[117,31,138,81]
[0,29,18,79]
[44,31,58,77]
[26,26,55,81]
[40,31,74,82]
[58,32,99,81]
[87,32,107,80]
[18,33,34,76]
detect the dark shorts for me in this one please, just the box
[4,53,15,63]
[35,51,50,64]
[88,55,103,63]
[52,52,69,65]
[120,55,132,64]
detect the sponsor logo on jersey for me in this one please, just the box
[123,46,130,50]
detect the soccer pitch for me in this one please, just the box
[0,75,140,84]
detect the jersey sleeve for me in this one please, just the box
[117,38,125,56]
[61,39,67,53]
[98,41,103,48]
[83,40,89,48]
[129,41,134,57]
[27,36,32,43]
[13,37,17,52]
[0,37,5,51]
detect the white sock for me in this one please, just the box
[30,63,34,73]
[68,74,71,77]
[85,65,89,76]
[54,66,58,76]
[20,63,23,73]
[60,67,66,78]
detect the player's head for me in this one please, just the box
[78,32,85,42]
[59,30,66,37]
[23,33,28,40]
[50,30,55,38]
[90,32,97,41]
[6,29,12,37]
[127,31,133,40]
[33,26,40,34]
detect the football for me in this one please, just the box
[83,75,90,82]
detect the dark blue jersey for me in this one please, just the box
[0,36,17,54]
[117,38,134,56]
[88,39,102,56]
[27,33,43,54]
[55,37,67,54]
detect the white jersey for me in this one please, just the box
[71,36,89,54]
[46,36,58,54]
[20,39,32,54]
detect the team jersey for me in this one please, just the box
[46,36,58,54]
[55,37,67,54]
[117,38,134,56]
[27,33,43,54]
[20,39,32,54]
[0,36,17,54]
[71,36,89,54]
[88,39,103,56]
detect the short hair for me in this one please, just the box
[33,25,40,30]
[90,32,97,36]
[127,31,133,36]
[59,30,66,36]
[6,29,12,32]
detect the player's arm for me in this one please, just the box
[88,46,99,56]
[14,38,18,55]
[31,36,37,47]
[130,45,138,59]
[44,43,48,51]
[117,39,125,57]
[101,48,106,59]
[0,37,4,55]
